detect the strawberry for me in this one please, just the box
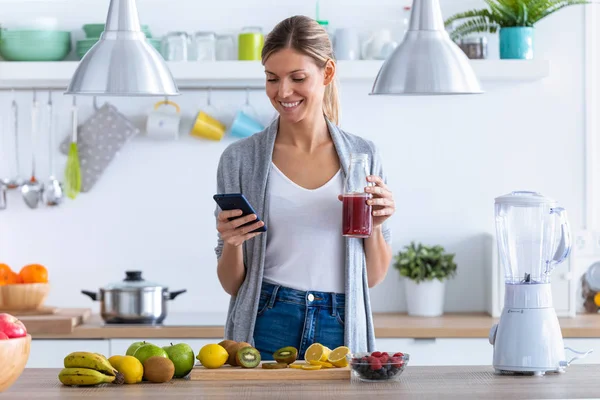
[369,358,383,370]
[371,351,382,358]
[393,352,404,358]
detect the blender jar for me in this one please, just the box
[494,191,571,284]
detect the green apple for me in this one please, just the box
[133,343,169,366]
[126,341,150,356]
[163,342,195,378]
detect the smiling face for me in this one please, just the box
[264,47,334,125]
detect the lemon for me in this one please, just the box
[113,355,143,384]
[304,343,331,363]
[197,344,228,369]
[301,364,322,370]
[108,355,125,369]
[328,346,350,368]
[594,292,600,307]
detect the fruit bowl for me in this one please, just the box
[0,334,31,392]
[0,283,50,310]
[348,352,409,382]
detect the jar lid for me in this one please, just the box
[103,271,165,290]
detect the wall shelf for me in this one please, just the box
[0,60,550,90]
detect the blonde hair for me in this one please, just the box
[261,15,340,125]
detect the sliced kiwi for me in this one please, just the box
[228,342,250,366]
[273,346,298,364]
[236,346,261,369]
[262,362,288,369]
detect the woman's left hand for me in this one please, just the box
[364,175,395,228]
[338,175,395,229]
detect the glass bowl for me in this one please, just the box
[347,351,409,382]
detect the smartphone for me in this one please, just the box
[213,193,267,233]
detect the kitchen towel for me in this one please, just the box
[59,103,139,192]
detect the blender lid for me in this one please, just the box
[495,191,557,205]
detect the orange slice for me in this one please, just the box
[328,346,350,368]
[304,343,331,363]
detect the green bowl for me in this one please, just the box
[83,23,151,38]
[0,29,71,61]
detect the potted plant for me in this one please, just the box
[444,0,589,59]
[393,242,457,317]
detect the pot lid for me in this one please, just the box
[104,271,165,290]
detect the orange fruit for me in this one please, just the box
[0,264,19,285]
[19,264,48,283]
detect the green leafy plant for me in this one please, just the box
[393,242,457,283]
[445,0,590,41]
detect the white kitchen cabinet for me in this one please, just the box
[109,338,221,356]
[27,340,110,368]
[376,338,493,366]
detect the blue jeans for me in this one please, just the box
[253,281,345,361]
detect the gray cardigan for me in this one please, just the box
[214,116,392,353]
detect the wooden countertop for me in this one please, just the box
[29,312,600,340]
[5,365,598,399]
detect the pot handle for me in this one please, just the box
[81,290,98,301]
[167,290,187,300]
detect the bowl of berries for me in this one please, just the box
[348,351,409,382]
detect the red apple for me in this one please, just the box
[0,332,8,340]
[0,313,27,338]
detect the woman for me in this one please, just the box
[214,15,395,360]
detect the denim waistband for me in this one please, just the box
[260,280,345,308]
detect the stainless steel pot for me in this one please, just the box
[82,270,186,324]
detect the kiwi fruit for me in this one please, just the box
[143,356,175,383]
[262,362,288,369]
[228,342,251,366]
[236,346,261,369]
[218,339,237,350]
[273,346,298,364]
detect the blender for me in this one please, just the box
[489,191,592,375]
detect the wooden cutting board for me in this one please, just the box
[190,363,351,381]
[18,308,91,334]
[0,306,59,316]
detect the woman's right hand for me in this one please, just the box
[217,210,265,247]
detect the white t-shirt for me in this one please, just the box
[263,162,345,294]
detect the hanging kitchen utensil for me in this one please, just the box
[59,102,140,192]
[64,96,81,200]
[6,91,22,189]
[44,91,63,206]
[21,91,44,209]
[81,270,187,324]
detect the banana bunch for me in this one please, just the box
[58,352,125,386]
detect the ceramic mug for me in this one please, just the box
[146,100,181,139]
[230,110,264,138]
[333,28,360,60]
[190,111,226,141]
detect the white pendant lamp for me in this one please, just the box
[65,0,179,96]
[371,0,483,95]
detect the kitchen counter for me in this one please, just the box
[4,365,598,399]
[29,312,600,339]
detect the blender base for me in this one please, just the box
[489,284,567,375]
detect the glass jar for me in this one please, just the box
[192,31,216,61]
[342,153,372,238]
[238,26,264,60]
[581,262,600,313]
[458,37,488,60]
[161,31,190,61]
[215,34,236,61]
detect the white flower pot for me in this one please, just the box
[404,279,446,317]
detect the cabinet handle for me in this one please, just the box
[412,338,437,343]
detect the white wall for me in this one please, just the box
[0,0,588,315]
